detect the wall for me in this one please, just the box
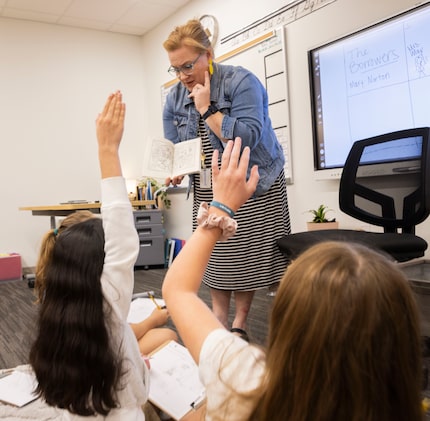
[0,18,147,267]
[141,0,430,257]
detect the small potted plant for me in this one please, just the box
[306,204,339,231]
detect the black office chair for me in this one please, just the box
[278,127,430,262]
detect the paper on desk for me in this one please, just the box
[127,297,166,324]
[0,371,38,407]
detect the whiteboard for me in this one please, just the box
[217,27,293,184]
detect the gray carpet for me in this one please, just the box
[0,267,273,369]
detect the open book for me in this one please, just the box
[143,137,202,179]
[148,340,205,420]
[0,370,38,407]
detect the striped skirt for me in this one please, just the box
[192,132,291,291]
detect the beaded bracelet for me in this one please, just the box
[197,202,238,241]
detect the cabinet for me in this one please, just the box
[134,210,165,267]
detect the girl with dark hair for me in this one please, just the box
[30,92,149,420]
[34,210,96,303]
[34,209,177,358]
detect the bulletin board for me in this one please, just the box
[216,28,293,184]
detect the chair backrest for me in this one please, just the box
[339,127,430,234]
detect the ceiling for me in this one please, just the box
[0,0,193,36]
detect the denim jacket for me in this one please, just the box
[163,62,285,197]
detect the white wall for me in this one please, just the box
[141,0,430,258]
[0,18,147,267]
[2,0,429,268]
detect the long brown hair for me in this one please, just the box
[34,210,94,302]
[252,241,423,421]
[30,215,122,416]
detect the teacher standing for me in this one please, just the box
[162,19,290,340]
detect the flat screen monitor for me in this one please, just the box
[308,3,430,179]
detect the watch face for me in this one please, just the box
[199,14,219,46]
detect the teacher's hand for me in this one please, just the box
[188,71,211,115]
[165,175,184,187]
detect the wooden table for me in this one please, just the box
[19,200,156,228]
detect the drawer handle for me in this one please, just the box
[140,240,153,247]
[136,216,151,223]
[137,228,152,236]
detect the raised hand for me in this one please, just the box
[96,91,125,178]
[211,137,259,213]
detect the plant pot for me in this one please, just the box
[307,221,339,231]
[156,196,164,210]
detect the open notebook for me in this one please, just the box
[0,370,37,407]
[149,340,206,420]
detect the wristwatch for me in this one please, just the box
[202,104,218,120]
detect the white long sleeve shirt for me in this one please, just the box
[64,176,148,421]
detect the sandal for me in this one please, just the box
[230,327,249,342]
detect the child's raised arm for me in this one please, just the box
[162,137,259,362]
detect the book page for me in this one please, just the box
[0,371,38,407]
[142,138,175,179]
[171,137,202,178]
[143,137,202,179]
[149,341,205,420]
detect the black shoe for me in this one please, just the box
[230,328,249,342]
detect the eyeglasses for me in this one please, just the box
[168,54,202,77]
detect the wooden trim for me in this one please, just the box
[216,30,275,63]
[19,200,156,212]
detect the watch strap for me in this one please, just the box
[202,104,218,120]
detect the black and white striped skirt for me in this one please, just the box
[192,133,291,291]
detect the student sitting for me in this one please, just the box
[162,138,423,421]
[30,92,149,419]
